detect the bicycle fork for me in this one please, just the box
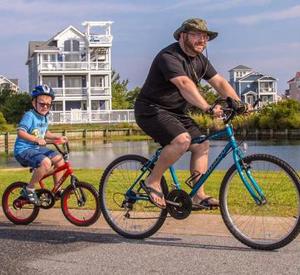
[235,153,266,205]
[71,175,87,206]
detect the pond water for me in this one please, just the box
[1,139,300,170]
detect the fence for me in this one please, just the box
[2,128,300,155]
[48,110,135,124]
[0,128,144,154]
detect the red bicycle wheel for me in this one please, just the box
[61,181,100,226]
[2,181,40,225]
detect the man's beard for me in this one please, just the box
[183,35,205,56]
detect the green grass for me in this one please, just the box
[0,168,299,217]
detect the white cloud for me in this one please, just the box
[236,4,300,25]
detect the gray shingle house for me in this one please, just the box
[229,65,278,105]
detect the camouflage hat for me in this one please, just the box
[173,18,218,41]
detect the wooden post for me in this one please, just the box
[5,132,9,154]
[83,129,87,138]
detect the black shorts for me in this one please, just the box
[134,101,202,146]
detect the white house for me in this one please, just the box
[26,21,134,124]
[0,75,19,92]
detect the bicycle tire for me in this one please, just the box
[2,181,40,225]
[99,154,168,239]
[220,154,300,250]
[61,181,100,226]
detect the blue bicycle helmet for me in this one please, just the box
[31,84,55,100]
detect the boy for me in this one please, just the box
[14,84,67,205]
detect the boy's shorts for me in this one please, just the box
[15,147,58,168]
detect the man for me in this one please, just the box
[134,18,244,209]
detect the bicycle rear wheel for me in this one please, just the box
[99,154,168,239]
[61,181,100,226]
[2,181,40,225]
[220,154,300,250]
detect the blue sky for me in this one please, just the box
[0,0,299,94]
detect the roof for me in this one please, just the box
[0,75,19,90]
[259,76,277,81]
[26,25,84,64]
[288,72,300,83]
[26,41,59,64]
[229,65,252,71]
[239,72,264,81]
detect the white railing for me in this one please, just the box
[52,88,87,97]
[40,62,110,71]
[90,87,110,96]
[48,110,135,124]
[88,35,113,45]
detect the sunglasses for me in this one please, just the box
[38,102,52,108]
[186,31,209,41]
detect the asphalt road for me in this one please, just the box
[0,221,300,275]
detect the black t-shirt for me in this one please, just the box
[136,42,217,114]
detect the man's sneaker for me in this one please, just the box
[21,188,40,206]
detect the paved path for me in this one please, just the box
[0,208,231,237]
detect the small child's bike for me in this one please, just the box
[2,141,100,226]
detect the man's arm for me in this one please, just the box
[170,75,211,112]
[207,74,240,101]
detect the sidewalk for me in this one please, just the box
[0,208,231,237]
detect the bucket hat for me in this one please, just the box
[173,18,218,41]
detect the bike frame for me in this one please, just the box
[128,123,266,204]
[38,162,74,194]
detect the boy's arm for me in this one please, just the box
[45,130,68,143]
[17,129,46,146]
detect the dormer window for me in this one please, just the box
[64,39,80,52]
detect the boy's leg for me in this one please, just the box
[27,157,52,189]
[51,155,65,186]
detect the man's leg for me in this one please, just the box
[145,132,191,207]
[189,141,219,205]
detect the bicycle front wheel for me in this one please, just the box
[220,154,300,250]
[61,181,100,226]
[99,154,168,239]
[2,181,40,225]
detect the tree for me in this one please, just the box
[127,87,141,108]
[111,70,130,109]
[0,91,31,124]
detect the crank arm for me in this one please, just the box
[165,200,180,206]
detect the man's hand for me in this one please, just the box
[212,104,223,117]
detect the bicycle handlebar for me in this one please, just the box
[211,97,261,124]
[46,140,70,156]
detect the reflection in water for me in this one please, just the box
[1,139,300,170]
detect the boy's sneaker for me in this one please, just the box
[21,188,40,206]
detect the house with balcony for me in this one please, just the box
[0,75,19,92]
[26,21,134,124]
[229,65,278,106]
[287,72,300,101]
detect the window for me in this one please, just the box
[91,76,105,87]
[64,40,71,51]
[43,76,62,87]
[65,76,83,87]
[64,39,80,52]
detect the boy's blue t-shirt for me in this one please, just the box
[14,109,48,156]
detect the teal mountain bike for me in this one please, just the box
[99,98,300,250]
